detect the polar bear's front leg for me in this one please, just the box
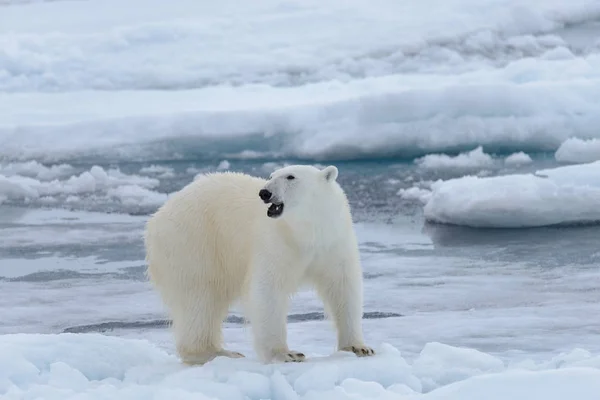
[248,263,305,363]
[313,253,375,358]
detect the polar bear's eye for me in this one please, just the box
[286,175,295,180]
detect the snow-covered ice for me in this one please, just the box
[555,137,600,164]
[415,147,494,172]
[0,162,168,212]
[1,0,600,162]
[504,152,533,166]
[2,334,600,400]
[397,187,433,204]
[138,165,175,179]
[1,0,598,92]
[217,160,231,171]
[423,160,600,228]
[0,161,74,181]
[3,58,600,162]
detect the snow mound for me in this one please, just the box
[555,137,600,164]
[504,152,533,166]
[397,187,433,204]
[217,160,231,170]
[423,161,600,228]
[0,161,74,180]
[138,164,175,178]
[0,163,168,212]
[415,147,494,171]
[423,368,600,400]
[1,334,600,400]
[413,342,504,392]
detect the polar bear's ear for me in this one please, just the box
[322,165,338,182]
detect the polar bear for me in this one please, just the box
[144,164,374,364]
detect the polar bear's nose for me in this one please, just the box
[259,189,272,203]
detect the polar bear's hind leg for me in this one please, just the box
[170,283,246,365]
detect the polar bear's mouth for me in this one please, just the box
[267,202,284,218]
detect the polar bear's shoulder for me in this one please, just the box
[187,170,267,193]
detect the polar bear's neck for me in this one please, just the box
[275,187,353,248]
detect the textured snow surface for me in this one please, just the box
[415,147,494,171]
[0,161,167,212]
[423,161,600,228]
[1,0,600,162]
[2,334,600,400]
[504,152,533,166]
[555,137,600,164]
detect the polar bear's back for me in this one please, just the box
[145,171,267,302]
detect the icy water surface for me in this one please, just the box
[1,159,598,364]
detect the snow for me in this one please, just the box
[415,147,494,171]
[397,187,432,204]
[0,163,168,212]
[139,165,175,176]
[217,160,231,170]
[107,185,168,209]
[413,342,504,391]
[1,0,600,162]
[504,151,533,165]
[422,368,600,400]
[555,137,600,164]
[0,161,74,180]
[3,59,600,162]
[1,334,599,400]
[423,160,600,228]
[1,0,598,92]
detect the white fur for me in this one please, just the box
[144,164,373,364]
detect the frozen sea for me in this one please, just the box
[1,0,600,399]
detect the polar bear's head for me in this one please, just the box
[258,165,339,219]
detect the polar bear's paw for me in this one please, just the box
[181,349,245,365]
[274,350,306,363]
[220,350,246,359]
[341,345,375,357]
